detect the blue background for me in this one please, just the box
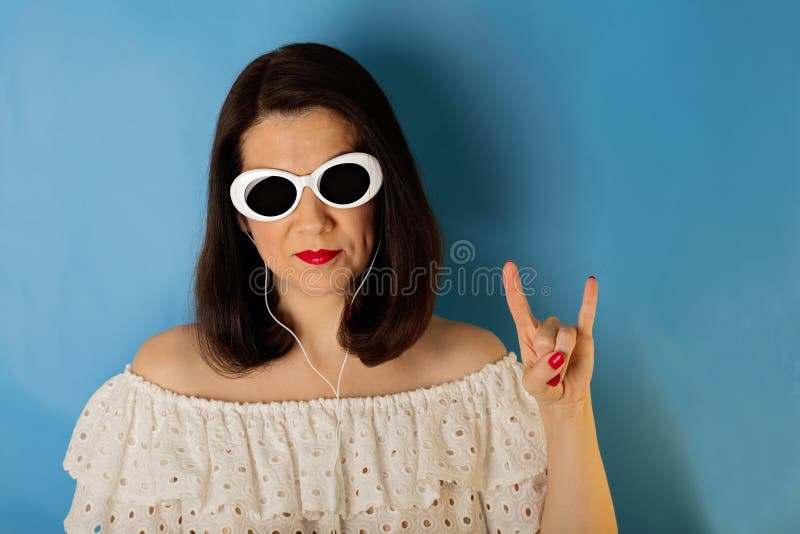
[1,1,798,532]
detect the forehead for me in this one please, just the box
[239,108,359,174]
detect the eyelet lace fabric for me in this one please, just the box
[63,351,548,533]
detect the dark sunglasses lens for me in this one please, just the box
[246,176,297,217]
[319,163,371,205]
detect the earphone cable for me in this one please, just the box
[246,232,381,515]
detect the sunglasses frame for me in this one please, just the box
[230,151,383,222]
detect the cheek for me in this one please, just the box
[350,204,376,235]
[341,211,375,250]
[250,224,288,253]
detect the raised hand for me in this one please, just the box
[502,260,598,416]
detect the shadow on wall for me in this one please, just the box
[351,41,715,534]
[587,330,713,533]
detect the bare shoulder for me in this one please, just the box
[425,314,509,382]
[130,323,205,392]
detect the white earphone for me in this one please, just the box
[244,230,381,513]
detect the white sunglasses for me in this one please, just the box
[230,151,383,222]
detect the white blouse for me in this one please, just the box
[63,351,548,533]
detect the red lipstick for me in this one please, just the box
[295,249,342,265]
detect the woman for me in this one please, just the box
[63,42,617,533]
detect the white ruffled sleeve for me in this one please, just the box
[475,357,549,533]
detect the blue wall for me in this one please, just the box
[1,1,797,532]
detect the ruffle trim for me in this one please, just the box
[63,350,547,521]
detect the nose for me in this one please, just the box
[292,186,332,233]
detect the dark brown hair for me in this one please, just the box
[192,42,443,376]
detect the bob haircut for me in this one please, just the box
[192,42,444,376]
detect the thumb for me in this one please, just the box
[522,349,565,402]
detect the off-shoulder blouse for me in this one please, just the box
[63,350,548,533]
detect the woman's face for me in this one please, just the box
[237,107,377,295]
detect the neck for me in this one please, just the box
[275,282,350,368]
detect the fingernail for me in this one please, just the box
[548,374,561,387]
[548,352,565,369]
[589,275,596,280]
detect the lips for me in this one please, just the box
[295,249,342,265]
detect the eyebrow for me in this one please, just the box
[321,148,357,164]
[248,149,355,174]
[334,148,356,158]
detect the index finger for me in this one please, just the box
[503,260,541,331]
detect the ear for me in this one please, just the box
[236,214,250,234]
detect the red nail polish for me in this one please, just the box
[548,352,565,369]
[589,275,596,280]
[548,374,561,386]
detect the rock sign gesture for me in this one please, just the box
[502,261,598,415]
